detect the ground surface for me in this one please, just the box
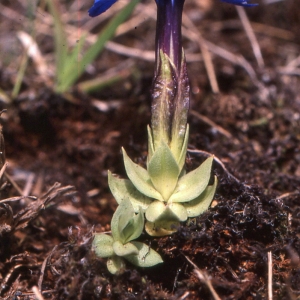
[0,0,299,299]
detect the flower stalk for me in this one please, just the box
[150,0,189,163]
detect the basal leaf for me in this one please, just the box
[111,198,133,242]
[122,148,163,201]
[176,124,189,172]
[93,233,114,258]
[108,171,152,211]
[107,256,126,274]
[145,201,166,223]
[113,241,139,257]
[169,156,213,203]
[148,140,180,200]
[145,220,180,236]
[184,176,217,217]
[147,125,155,167]
[124,241,163,267]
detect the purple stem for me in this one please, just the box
[155,0,185,74]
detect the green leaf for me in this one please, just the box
[122,148,163,201]
[145,220,180,236]
[145,201,166,223]
[147,125,155,167]
[176,124,189,172]
[107,256,126,274]
[55,0,140,93]
[111,198,144,244]
[169,156,214,203]
[145,201,187,223]
[148,140,180,200]
[111,198,133,242]
[46,0,67,82]
[93,233,114,258]
[124,241,163,267]
[184,176,217,217]
[113,241,139,256]
[108,171,152,212]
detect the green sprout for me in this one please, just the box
[92,198,163,274]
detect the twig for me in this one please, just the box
[182,15,220,94]
[190,109,240,144]
[0,195,36,204]
[268,251,273,300]
[275,191,299,200]
[179,291,190,300]
[32,286,45,300]
[185,255,221,300]
[4,171,24,196]
[38,246,58,292]
[236,6,264,69]
[187,148,251,188]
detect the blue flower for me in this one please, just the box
[221,0,258,6]
[88,0,118,17]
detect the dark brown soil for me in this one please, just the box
[0,0,299,299]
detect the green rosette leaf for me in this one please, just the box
[169,156,214,203]
[111,198,144,244]
[108,171,152,212]
[145,201,187,223]
[145,220,180,236]
[124,241,163,267]
[122,148,164,201]
[184,176,217,217]
[113,241,139,257]
[107,256,126,274]
[93,233,114,258]
[148,140,180,200]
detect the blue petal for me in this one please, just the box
[88,0,118,17]
[221,0,258,6]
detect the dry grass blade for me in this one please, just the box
[13,183,75,231]
[182,14,220,94]
[38,245,58,293]
[32,286,44,300]
[268,251,273,300]
[236,6,264,69]
[0,195,36,204]
[185,255,221,300]
[190,109,240,144]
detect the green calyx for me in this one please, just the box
[92,198,163,274]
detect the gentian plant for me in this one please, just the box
[90,0,256,273]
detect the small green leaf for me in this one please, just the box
[122,148,164,201]
[124,241,163,267]
[145,201,166,223]
[176,124,189,172]
[93,234,114,258]
[184,176,217,217]
[121,206,144,243]
[169,156,214,203]
[145,220,180,236]
[145,201,187,223]
[167,202,188,221]
[113,241,139,257]
[111,198,132,242]
[108,171,152,212]
[148,140,180,200]
[107,256,126,274]
[111,198,144,244]
[147,125,155,166]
